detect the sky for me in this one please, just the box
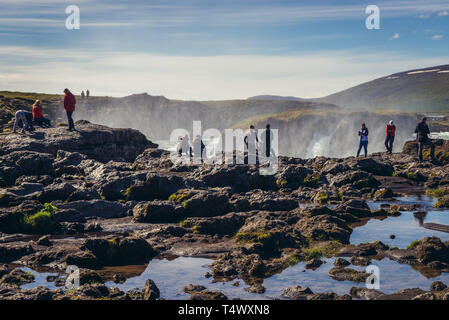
[0,0,448,100]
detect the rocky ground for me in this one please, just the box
[1,120,449,300]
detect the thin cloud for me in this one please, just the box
[1,45,448,100]
[431,34,444,40]
[390,33,400,40]
[438,10,449,16]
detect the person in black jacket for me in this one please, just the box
[415,117,434,162]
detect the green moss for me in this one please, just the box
[337,188,344,201]
[426,188,449,198]
[22,203,58,234]
[434,197,449,208]
[303,174,321,188]
[316,191,329,204]
[235,231,271,244]
[407,240,419,250]
[302,247,324,260]
[287,255,300,266]
[168,192,189,202]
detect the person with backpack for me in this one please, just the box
[32,100,51,128]
[385,120,396,154]
[415,117,434,162]
[63,88,76,131]
[356,123,369,157]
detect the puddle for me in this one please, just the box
[353,196,449,248]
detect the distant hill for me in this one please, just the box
[317,64,449,111]
[247,95,305,101]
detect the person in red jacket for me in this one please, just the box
[32,100,51,128]
[385,120,396,154]
[63,88,76,131]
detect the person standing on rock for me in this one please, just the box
[385,120,396,154]
[192,134,206,163]
[260,124,274,158]
[244,125,259,164]
[415,117,435,162]
[86,89,90,98]
[356,123,369,157]
[32,100,51,128]
[177,134,192,158]
[81,91,85,99]
[63,88,76,131]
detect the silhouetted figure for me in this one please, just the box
[63,88,76,131]
[244,125,258,164]
[385,120,396,154]
[192,134,206,162]
[415,117,434,162]
[81,91,85,99]
[32,100,51,128]
[86,89,90,98]
[260,124,274,158]
[357,123,369,157]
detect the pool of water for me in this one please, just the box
[354,196,449,248]
[18,195,449,299]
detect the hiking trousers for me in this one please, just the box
[418,139,434,161]
[385,136,394,153]
[357,140,368,157]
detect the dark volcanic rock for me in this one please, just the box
[81,236,157,266]
[0,120,157,163]
[133,201,185,223]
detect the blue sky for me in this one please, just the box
[0,0,448,99]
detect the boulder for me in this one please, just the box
[133,201,185,223]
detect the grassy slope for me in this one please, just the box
[317,65,449,112]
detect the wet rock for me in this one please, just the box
[189,289,228,300]
[38,183,77,202]
[333,258,350,267]
[348,158,394,176]
[350,287,385,300]
[329,170,380,190]
[305,258,324,269]
[180,212,247,236]
[36,235,52,246]
[350,256,371,266]
[295,215,352,244]
[0,268,35,287]
[416,237,449,265]
[0,242,34,263]
[81,236,158,266]
[133,201,185,223]
[328,267,369,282]
[0,264,9,278]
[55,200,127,219]
[143,279,160,300]
[373,188,394,200]
[183,284,207,293]
[245,284,266,294]
[65,251,101,269]
[434,195,449,208]
[0,151,54,187]
[197,165,276,192]
[412,292,437,300]
[430,281,447,292]
[79,270,104,285]
[170,188,231,218]
[282,285,313,300]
